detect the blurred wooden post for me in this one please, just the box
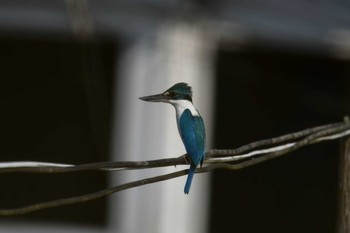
[338,137,350,233]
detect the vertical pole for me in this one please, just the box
[337,137,350,233]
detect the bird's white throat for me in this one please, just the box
[169,99,200,120]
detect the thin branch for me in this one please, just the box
[206,122,343,157]
[0,169,188,216]
[206,127,350,164]
[205,124,350,169]
[0,120,349,216]
[0,121,346,173]
[0,157,187,173]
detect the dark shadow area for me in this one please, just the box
[210,47,349,233]
[0,38,117,225]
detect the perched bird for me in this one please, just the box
[139,82,206,194]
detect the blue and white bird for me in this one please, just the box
[139,82,206,194]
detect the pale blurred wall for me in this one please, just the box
[110,23,215,233]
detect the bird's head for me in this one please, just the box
[139,82,193,103]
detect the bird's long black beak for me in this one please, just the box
[139,93,169,102]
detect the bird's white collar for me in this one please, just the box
[169,99,199,118]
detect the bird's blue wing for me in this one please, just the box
[179,109,206,166]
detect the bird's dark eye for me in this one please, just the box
[165,92,176,97]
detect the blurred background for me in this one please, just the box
[0,0,349,232]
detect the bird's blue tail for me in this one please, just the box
[184,165,196,194]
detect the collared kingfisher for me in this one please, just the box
[139,82,206,194]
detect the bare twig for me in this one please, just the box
[0,157,187,173]
[206,122,343,157]
[0,120,349,216]
[206,126,350,164]
[0,169,188,216]
[0,122,346,174]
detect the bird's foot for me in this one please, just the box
[178,154,191,165]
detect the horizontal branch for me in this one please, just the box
[0,118,349,216]
[206,126,350,164]
[0,121,347,174]
[206,122,344,157]
[0,169,188,216]
[0,157,188,173]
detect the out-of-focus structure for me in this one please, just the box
[0,0,350,233]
